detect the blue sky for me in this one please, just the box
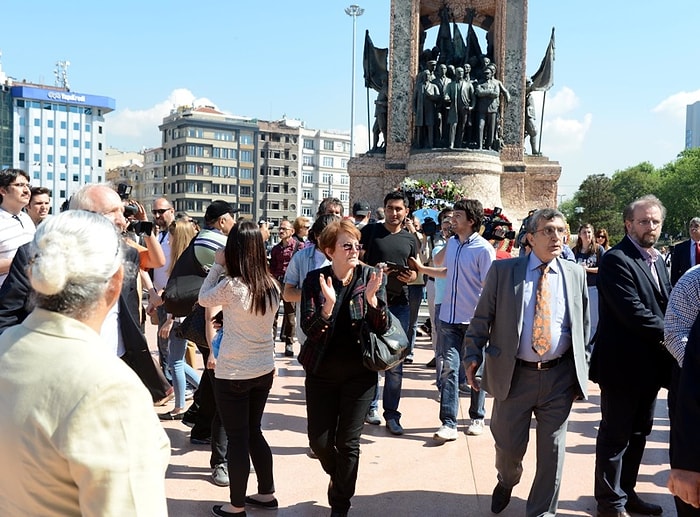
[2,0,700,200]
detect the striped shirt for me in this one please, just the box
[664,264,700,366]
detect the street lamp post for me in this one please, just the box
[345,4,364,158]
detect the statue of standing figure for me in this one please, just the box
[431,64,452,147]
[444,67,475,149]
[475,67,510,151]
[413,69,440,149]
[524,79,540,155]
[371,82,388,152]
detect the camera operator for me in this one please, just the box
[117,184,165,271]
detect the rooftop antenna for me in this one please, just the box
[54,60,71,91]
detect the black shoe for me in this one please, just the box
[212,505,246,517]
[491,483,512,514]
[330,511,348,517]
[426,357,436,368]
[190,435,211,445]
[284,344,294,357]
[625,494,662,516]
[244,496,278,509]
[404,356,414,364]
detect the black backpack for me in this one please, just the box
[162,236,207,317]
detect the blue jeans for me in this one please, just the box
[439,322,485,428]
[369,303,410,422]
[168,320,201,409]
[407,284,424,358]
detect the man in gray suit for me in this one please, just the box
[464,208,590,517]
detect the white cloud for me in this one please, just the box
[106,89,218,151]
[530,87,592,153]
[652,89,700,121]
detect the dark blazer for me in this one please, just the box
[670,311,700,472]
[670,238,693,286]
[0,242,169,402]
[590,235,674,389]
[464,255,590,401]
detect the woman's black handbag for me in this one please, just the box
[175,304,208,347]
[360,312,409,372]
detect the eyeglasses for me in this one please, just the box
[152,208,172,216]
[596,235,605,239]
[303,226,311,229]
[279,227,293,231]
[9,182,31,189]
[533,226,567,238]
[634,219,662,228]
[341,243,363,252]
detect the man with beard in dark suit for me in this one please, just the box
[591,195,674,517]
[670,217,700,286]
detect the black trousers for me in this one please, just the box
[192,344,227,467]
[594,382,660,512]
[306,356,377,513]
[214,370,275,508]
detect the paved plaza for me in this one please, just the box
[152,314,676,516]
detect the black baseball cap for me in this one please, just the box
[204,200,239,222]
[352,200,371,216]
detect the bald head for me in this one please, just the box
[152,197,175,230]
[70,184,128,232]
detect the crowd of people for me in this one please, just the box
[1,167,700,516]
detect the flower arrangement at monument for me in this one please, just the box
[399,177,467,210]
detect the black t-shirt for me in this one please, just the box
[360,222,417,305]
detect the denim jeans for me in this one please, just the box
[369,303,410,422]
[439,322,485,427]
[407,284,424,358]
[306,356,376,513]
[214,371,275,508]
[168,320,201,409]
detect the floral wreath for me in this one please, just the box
[398,177,516,253]
[398,177,467,210]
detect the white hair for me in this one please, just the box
[28,210,123,316]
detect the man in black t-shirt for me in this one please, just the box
[360,190,418,435]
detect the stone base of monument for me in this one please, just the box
[348,150,561,224]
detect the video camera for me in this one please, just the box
[482,207,515,242]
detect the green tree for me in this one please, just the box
[657,148,700,240]
[610,162,660,214]
[568,174,621,242]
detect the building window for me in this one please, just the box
[239,132,253,145]
[98,159,102,167]
[73,122,80,130]
[34,136,41,144]
[47,137,54,145]
[47,155,54,163]
[239,203,252,214]
[84,175,90,183]
[212,184,220,194]
[60,156,66,164]
[73,140,80,148]
[240,186,252,197]
[48,120,54,128]
[98,126,103,134]
[322,173,333,184]
[303,156,313,166]
[302,173,313,184]
[33,153,40,162]
[47,172,53,180]
[60,121,67,129]
[19,152,25,162]
[302,190,313,200]
[340,174,350,185]
[98,143,102,150]
[73,174,79,182]
[85,142,91,149]
[85,124,91,132]
[302,207,313,217]
[322,157,333,167]
[240,150,252,162]
[60,138,67,147]
[341,159,348,168]
[84,158,90,166]
[73,157,79,165]
[60,173,66,181]
[324,140,334,151]
[303,139,314,150]
[34,118,40,127]
[33,171,40,180]
[240,168,252,179]
[340,191,349,202]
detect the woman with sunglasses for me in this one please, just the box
[595,228,610,250]
[299,219,389,517]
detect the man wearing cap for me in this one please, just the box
[194,200,238,267]
[352,200,372,229]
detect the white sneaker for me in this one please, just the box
[433,424,459,442]
[365,408,381,425]
[466,419,484,436]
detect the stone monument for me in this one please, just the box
[349,0,561,223]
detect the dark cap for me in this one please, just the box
[204,200,239,222]
[352,200,371,216]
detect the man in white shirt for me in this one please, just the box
[0,169,35,287]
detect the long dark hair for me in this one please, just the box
[224,219,279,315]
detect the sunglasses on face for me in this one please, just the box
[152,208,171,216]
[341,243,363,251]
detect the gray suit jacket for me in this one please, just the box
[464,255,590,401]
